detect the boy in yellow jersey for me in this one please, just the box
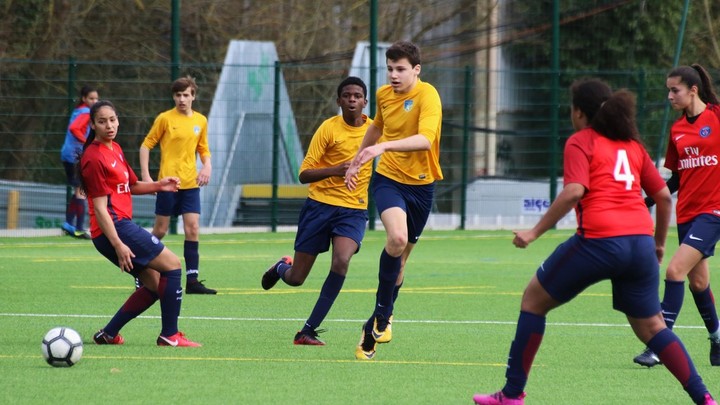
[262,77,373,345]
[345,41,443,360]
[139,76,216,295]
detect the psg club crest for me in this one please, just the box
[194,125,201,136]
[699,126,711,138]
[404,100,414,112]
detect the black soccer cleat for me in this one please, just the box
[93,329,124,345]
[710,338,720,366]
[261,256,292,290]
[633,347,661,368]
[186,280,217,295]
[294,328,326,346]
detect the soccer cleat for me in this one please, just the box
[705,393,718,405]
[73,230,91,239]
[371,314,393,343]
[633,347,661,368]
[186,279,217,295]
[294,328,326,346]
[261,256,293,290]
[61,222,76,236]
[157,331,202,347]
[355,323,376,360]
[93,330,124,345]
[710,338,720,366]
[473,391,526,405]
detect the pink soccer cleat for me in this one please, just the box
[473,391,526,405]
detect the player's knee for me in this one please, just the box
[153,228,167,239]
[386,234,407,254]
[688,277,709,292]
[665,264,688,281]
[284,274,305,287]
[184,223,200,238]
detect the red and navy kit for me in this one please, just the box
[664,104,720,223]
[80,141,138,238]
[564,128,666,238]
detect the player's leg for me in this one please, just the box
[61,162,78,236]
[365,206,406,340]
[369,179,434,343]
[93,221,164,345]
[628,314,715,404]
[148,247,201,347]
[180,189,215,294]
[281,252,317,287]
[295,236,358,346]
[70,186,89,238]
[473,275,559,404]
[262,199,330,290]
[687,261,720,366]
[475,234,608,404]
[635,245,703,366]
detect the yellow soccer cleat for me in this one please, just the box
[355,323,376,360]
[372,314,393,343]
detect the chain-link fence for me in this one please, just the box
[0,57,684,234]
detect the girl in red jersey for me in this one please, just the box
[473,79,716,405]
[79,100,201,347]
[634,64,720,368]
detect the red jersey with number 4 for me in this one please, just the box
[664,104,720,223]
[80,141,138,238]
[564,128,666,238]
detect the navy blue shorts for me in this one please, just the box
[372,173,435,244]
[536,234,661,319]
[677,214,720,258]
[63,162,80,188]
[294,198,368,255]
[92,219,165,277]
[155,188,201,217]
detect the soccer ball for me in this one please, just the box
[41,327,83,367]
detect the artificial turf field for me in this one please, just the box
[1,229,717,404]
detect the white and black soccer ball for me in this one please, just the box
[41,327,83,367]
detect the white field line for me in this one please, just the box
[0,312,706,329]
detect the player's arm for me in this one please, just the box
[197,155,211,187]
[513,183,585,248]
[131,177,180,195]
[644,171,678,207]
[91,195,135,272]
[650,185,672,263]
[299,163,349,184]
[138,145,153,183]
[68,113,90,142]
[345,124,382,190]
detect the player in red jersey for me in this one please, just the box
[79,100,201,347]
[473,79,716,405]
[634,65,720,368]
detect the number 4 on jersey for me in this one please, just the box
[613,149,635,190]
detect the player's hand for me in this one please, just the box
[655,245,665,264]
[158,177,180,192]
[512,230,537,248]
[334,162,351,177]
[197,166,212,187]
[115,244,136,273]
[344,160,361,191]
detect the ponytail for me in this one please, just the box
[668,64,720,105]
[691,64,720,105]
[591,89,640,142]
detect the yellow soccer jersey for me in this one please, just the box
[301,114,373,209]
[142,108,210,190]
[372,80,443,185]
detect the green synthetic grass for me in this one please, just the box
[1,230,717,404]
